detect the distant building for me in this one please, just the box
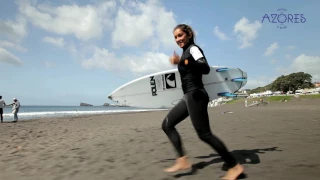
[314,82,320,88]
[238,89,250,94]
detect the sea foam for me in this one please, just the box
[3,109,167,120]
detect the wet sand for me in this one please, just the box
[0,98,319,180]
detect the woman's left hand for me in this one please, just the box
[169,51,180,64]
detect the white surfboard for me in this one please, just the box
[108,66,247,109]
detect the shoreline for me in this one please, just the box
[2,109,170,124]
[1,108,169,122]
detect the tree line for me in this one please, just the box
[248,72,315,94]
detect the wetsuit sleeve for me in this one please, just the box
[188,46,210,74]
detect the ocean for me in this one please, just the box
[1,105,166,122]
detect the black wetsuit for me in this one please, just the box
[162,42,238,168]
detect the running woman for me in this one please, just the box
[162,24,244,180]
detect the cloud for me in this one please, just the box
[10,0,181,76]
[234,17,262,49]
[0,16,27,42]
[285,54,292,60]
[111,0,177,50]
[287,46,295,50]
[73,0,178,76]
[42,36,65,47]
[0,41,27,52]
[81,48,121,71]
[111,7,154,48]
[16,0,178,53]
[17,0,117,41]
[0,48,23,65]
[0,16,26,67]
[213,26,230,40]
[244,76,276,89]
[270,59,277,64]
[264,42,279,56]
[44,61,56,68]
[276,54,320,82]
[288,54,320,81]
[81,47,175,76]
[124,51,175,75]
[0,11,28,65]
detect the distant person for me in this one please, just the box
[0,96,6,123]
[8,98,20,122]
[161,24,244,180]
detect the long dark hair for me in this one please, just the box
[173,24,196,44]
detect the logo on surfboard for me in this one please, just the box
[150,73,177,96]
[164,73,176,89]
[150,76,157,96]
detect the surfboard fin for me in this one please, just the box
[231,77,247,82]
[218,92,238,97]
[216,67,228,72]
[218,92,249,97]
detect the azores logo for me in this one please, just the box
[261,8,306,29]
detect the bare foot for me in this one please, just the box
[163,156,192,173]
[221,164,244,180]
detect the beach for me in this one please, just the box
[0,98,319,180]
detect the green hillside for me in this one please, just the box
[246,71,315,94]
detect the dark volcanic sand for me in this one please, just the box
[0,98,319,180]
